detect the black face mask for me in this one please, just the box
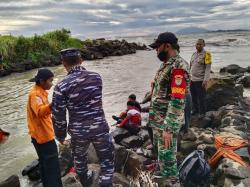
[157,50,168,62]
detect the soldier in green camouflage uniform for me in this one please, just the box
[149,32,190,180]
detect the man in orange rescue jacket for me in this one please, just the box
[27,69,63,187]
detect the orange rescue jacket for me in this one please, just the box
[27,85,55,144]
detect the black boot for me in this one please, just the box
[78,171,93,187]
[112,115,120,121]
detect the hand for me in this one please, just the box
[59,140,66,145]
[49,103,53,109]
[116,124,122,128]
[202,81,208,89]
[163,131,173,149]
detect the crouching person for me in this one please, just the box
[116,101,141,135]
[52,48,114,187]
[27,69,63,187]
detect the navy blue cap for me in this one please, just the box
[149,32,178,49]
[60,48,81,58]
[29,68,54,82]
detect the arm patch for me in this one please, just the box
[171,69,186,99]
[205,51,212,65]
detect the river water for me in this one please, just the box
[0,31,250,186]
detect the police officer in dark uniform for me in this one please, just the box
[52,48,114,187]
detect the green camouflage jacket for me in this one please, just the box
[149,54,190,133]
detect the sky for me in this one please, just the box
[0,0,250,38]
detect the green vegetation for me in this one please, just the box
[0,28,83,70]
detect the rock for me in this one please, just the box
[87,143,99,164]
[182,128,197,141]
[235,147,250,161]
[220,64,247,74]
[224,168,246,179]
[111,128,130,144]
[0,175,20,187]
[124,152,148,177]
[114,144,130,173]
[206,76,243,111]
[113,173,130,187]
[137,129,150,142]
[21,159,40,181]
[180,140,198,155]
[120,135,144,148]
[199,134,214,144]
[61,173,81,187]
[58,142,74,176]
[237,75,250,88]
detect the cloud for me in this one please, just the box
[0,0,250,38]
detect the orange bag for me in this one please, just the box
[208,135,248,168]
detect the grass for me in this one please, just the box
[0,28,84,71]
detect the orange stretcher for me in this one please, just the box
[208,135,248,168]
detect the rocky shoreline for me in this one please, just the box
[1,64,250,187]
[0,38,148,78]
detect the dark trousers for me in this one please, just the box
[184,93,192,132]
[71,133,114,186]
[124,123,140,135]
[32,138,63,187]
[190,81,206,115]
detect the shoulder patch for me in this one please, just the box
[205,51,212,65]
[35,96,43,105]
[171,69,186,99]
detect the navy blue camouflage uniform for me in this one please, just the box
[52,65,114,186]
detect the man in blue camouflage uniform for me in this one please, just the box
[52,48,114,187]
[149,32,190,186]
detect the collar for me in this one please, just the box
[165,54,179,65]
[196,49,205,54]
[68,65,86,75]
[34,85,48,97]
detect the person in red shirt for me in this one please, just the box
[0,128,9,143]
[116,101,141,135]
[112,94,141,123]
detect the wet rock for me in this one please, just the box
[237,75,250,88]
[220,64,247,74]
[22,160,40,181]
[111,128,130,144]
[120,135,144,148]
[0,175,20,187]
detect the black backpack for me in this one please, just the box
[178,150,210,186]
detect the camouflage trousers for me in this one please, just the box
[71,132,114,185]
[152,128,178,177]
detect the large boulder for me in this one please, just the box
[237,75,250,88]
[114,144,130,173]
[120,135,144,148]
[206,76,243,111]
[111,128,130,144]
[220,64,247,74]
[0,175,20,187]
[124,152,148,177]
